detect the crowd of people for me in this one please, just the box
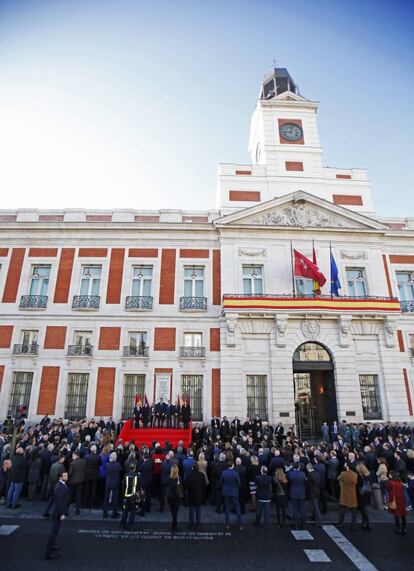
[0,414,413,558]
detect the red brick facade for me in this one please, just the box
[95,367,116,416]
[44,326,67,349]
[2,248,25,303]
[53,248,75,303]
[37,366,60,415]
[106,248,125,304]
[98,327,121,350]
[159,249,176,304]
[154,328,176,351]
[0,326,13,348]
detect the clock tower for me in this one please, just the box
[217,66,374,214]
[248,67,323,178]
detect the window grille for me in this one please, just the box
[181,375,203,421]
[122,374,146,419]
[8,372,33,415]
[246,375,268,420]
[359,374,382,420]
[65,373,89,419]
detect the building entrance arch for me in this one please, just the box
[292,342,337,441]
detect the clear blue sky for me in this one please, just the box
[0,0,413,216]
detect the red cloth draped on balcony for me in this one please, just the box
[294,249,326,292]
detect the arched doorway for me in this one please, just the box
[293,342,337,440]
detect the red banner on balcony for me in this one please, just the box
[294,249,326,288]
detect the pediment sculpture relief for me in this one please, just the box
[249,203,349,228]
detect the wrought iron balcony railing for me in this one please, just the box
[72,295,100,309]
[67,345,93,357]
[222,293,401,314]
[125,296,153,310]
[179,346,206,359]
[123,345,149,357]
[13,344,38,355]
[179,296,207,311]
[400,300,414,313]
[19,295,48,309]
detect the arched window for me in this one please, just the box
[293,342,331,363]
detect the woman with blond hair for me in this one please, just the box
[376,457,389,505]
[247,455,260,512]
[197,452,209,498]
[356,462,372,529]
[167,464,183,533]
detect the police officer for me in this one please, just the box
[121,462,143,531]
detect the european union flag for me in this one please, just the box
[330,252,341,297]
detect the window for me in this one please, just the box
[8,372,33,415]
[396,272,414,301]
[181,375,203,421]
[183,332,202,347]
[29,266,51,296]
[65,373,89,418]
[409,335,414,358]
[131,266,153,297]
[128,331,148,355]
[74,331,92,346]
[243,265,263,295]
[359,374,382,420]
[247,375,268,420]
[122,374,146,419]
[346,268,367,297]
[295,277,314,296]
[80,266,101,296]
[19,330,39,354]
[184,267,204,297]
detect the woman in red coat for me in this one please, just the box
[387,471,407,535]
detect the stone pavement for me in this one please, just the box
[0,496,404,524]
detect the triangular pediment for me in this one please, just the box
[274,90,309,103]
[215,191,388,232]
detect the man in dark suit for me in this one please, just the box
[44,472,69,560]
[222,462,243,530]
[230,417,241,438]
[166,400,174,429]
[173,401,181,428]
[287,462,307,530]
[133,402,142,429]
[220,417,230,441]
[181,400,191,429]
[155,398,165,428]
[186,463,207,530]
[211,417,220,438]
[138,453,153,513]
[142,402,150,429]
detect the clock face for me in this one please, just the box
[279,122,303,142]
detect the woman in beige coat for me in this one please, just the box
[337,463,358,530]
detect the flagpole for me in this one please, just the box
[290,240,295,298]
[330,241,333,298]
[312,239,315,298]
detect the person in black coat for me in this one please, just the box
[84,445,101,509]
[166,401,174,429]
[142,404,150,428]
[6,447,28,509]
[44,472,69,560]
[133,404,142,429]
[220,417,230,441]
[138,453,153,513]
[181,401,191,429]
[186,463,206,530]
[234,457,248,514]
[231,417,241,438]
[103,452,122,519]
[254,466,272,530]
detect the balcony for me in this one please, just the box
[67,345,93,357]
[72,295,100,310]
[13,344,38,356]
[125,296,153,310]
[179,296,207,311]
[222,294,401,315]
[179,346,206,359]
[19,295,48,309]
[400,300,414,313]
[123,345,149,358]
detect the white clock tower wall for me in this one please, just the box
[217,68,375,216]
